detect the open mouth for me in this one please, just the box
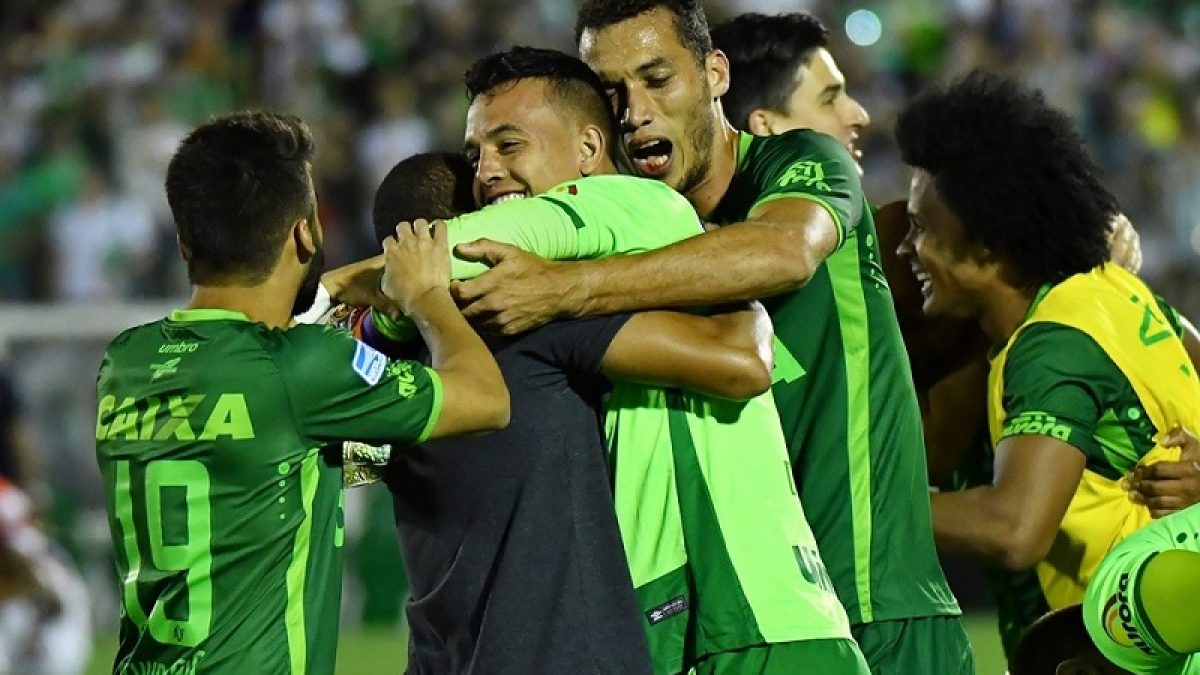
[629,138,673,177]
[487,192,527,206]
[912,267,932,296]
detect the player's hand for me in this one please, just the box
[1128,426,1200,517]
[452,239,575,335]
[382,219,451,316]
[320,254,401,318]
[1108,212,1143,275]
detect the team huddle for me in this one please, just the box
[92,1,1200,674]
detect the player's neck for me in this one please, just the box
[186,278,296,329]
[684,117,739,219]
[977,283,1037,345]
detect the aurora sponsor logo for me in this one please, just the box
[1001,411,1071,442]
[1101,572,1153,654]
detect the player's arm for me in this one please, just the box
[454,134,861,335]
[930,434,1085,569]
[599,302,773,401]
[454,198,841,335]
[381,220,508,438]
[1083,502,1200,672]
[931,325,1103,568]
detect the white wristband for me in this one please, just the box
[293,282,333,325]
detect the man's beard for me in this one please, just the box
[675,91,716,198]
[291,244,325,317]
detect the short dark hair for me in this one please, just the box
[576,0,712,65]
[372,152,476,245]
[711,13,829,130]
[1009,605,1110,675]
[465,46,615,140]
[895,71,1116,286]
[166,111,315,285]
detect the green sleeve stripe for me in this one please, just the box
[416,368,444,443]
[826,244,875,621]
[750,192,846,250]
[538,195,587,231]
[1132,551,1179,655]
[285,449,321,675]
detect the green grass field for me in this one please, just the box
[86,612,1008,674]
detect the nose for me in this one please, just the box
[622,85,653,131]
[897,220,915,259]
[473,148,505,204]
[844,95,870,131]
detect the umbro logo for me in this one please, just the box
[150,357,182,381]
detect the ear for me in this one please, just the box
[293,218,317,263]
[177,235,192,261]
[747,109,775,137]
[578,124,607,176]
[707,49,730,99]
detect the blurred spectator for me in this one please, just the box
[48,164,157,301]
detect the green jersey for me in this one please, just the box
[95,309,442,674]
[1084,504,1200,674]
[607,387,853,673]
[708,130,959,625]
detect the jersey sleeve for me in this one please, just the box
[748,130,864,250]
[1083,511,1193,673]
[443,177,703,279]
[273,325,442,447]
[445,197,583,279]
[521,314,633,376]
[999,324,1113,459]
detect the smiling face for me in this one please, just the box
[757,48,871,172]
[579,6,725,195]
[898,170,994,319]
[463,78,592,207]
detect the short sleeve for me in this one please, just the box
[1083,521,1186,673]
[522,314,634,376]
[999,324,1113,458]
[273,325,442,447]
[749,130,864,249]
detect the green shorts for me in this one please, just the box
[693,639,869,675]
[851,616,975,675]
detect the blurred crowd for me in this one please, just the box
[0,0,1198,313]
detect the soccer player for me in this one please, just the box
[709,11,988,487]
[450,2,965,672]
[895,71,1200,651]
[94,111,509,674]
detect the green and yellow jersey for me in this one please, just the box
[988,263,1200,651]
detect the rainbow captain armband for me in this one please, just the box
[365,307,419,345]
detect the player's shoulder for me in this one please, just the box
[267,322,359,361]
[748,128,851,163]
[549,174,686,202]
[1007,321,1106,369]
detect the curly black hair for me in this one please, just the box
[711,12,829,130]
[464,46,614,139]
[895,71,1117,286]
[166,110,315,284]
[372,152,476,245]
[575,0,711,65]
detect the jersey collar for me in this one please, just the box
[169,308,251,323]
